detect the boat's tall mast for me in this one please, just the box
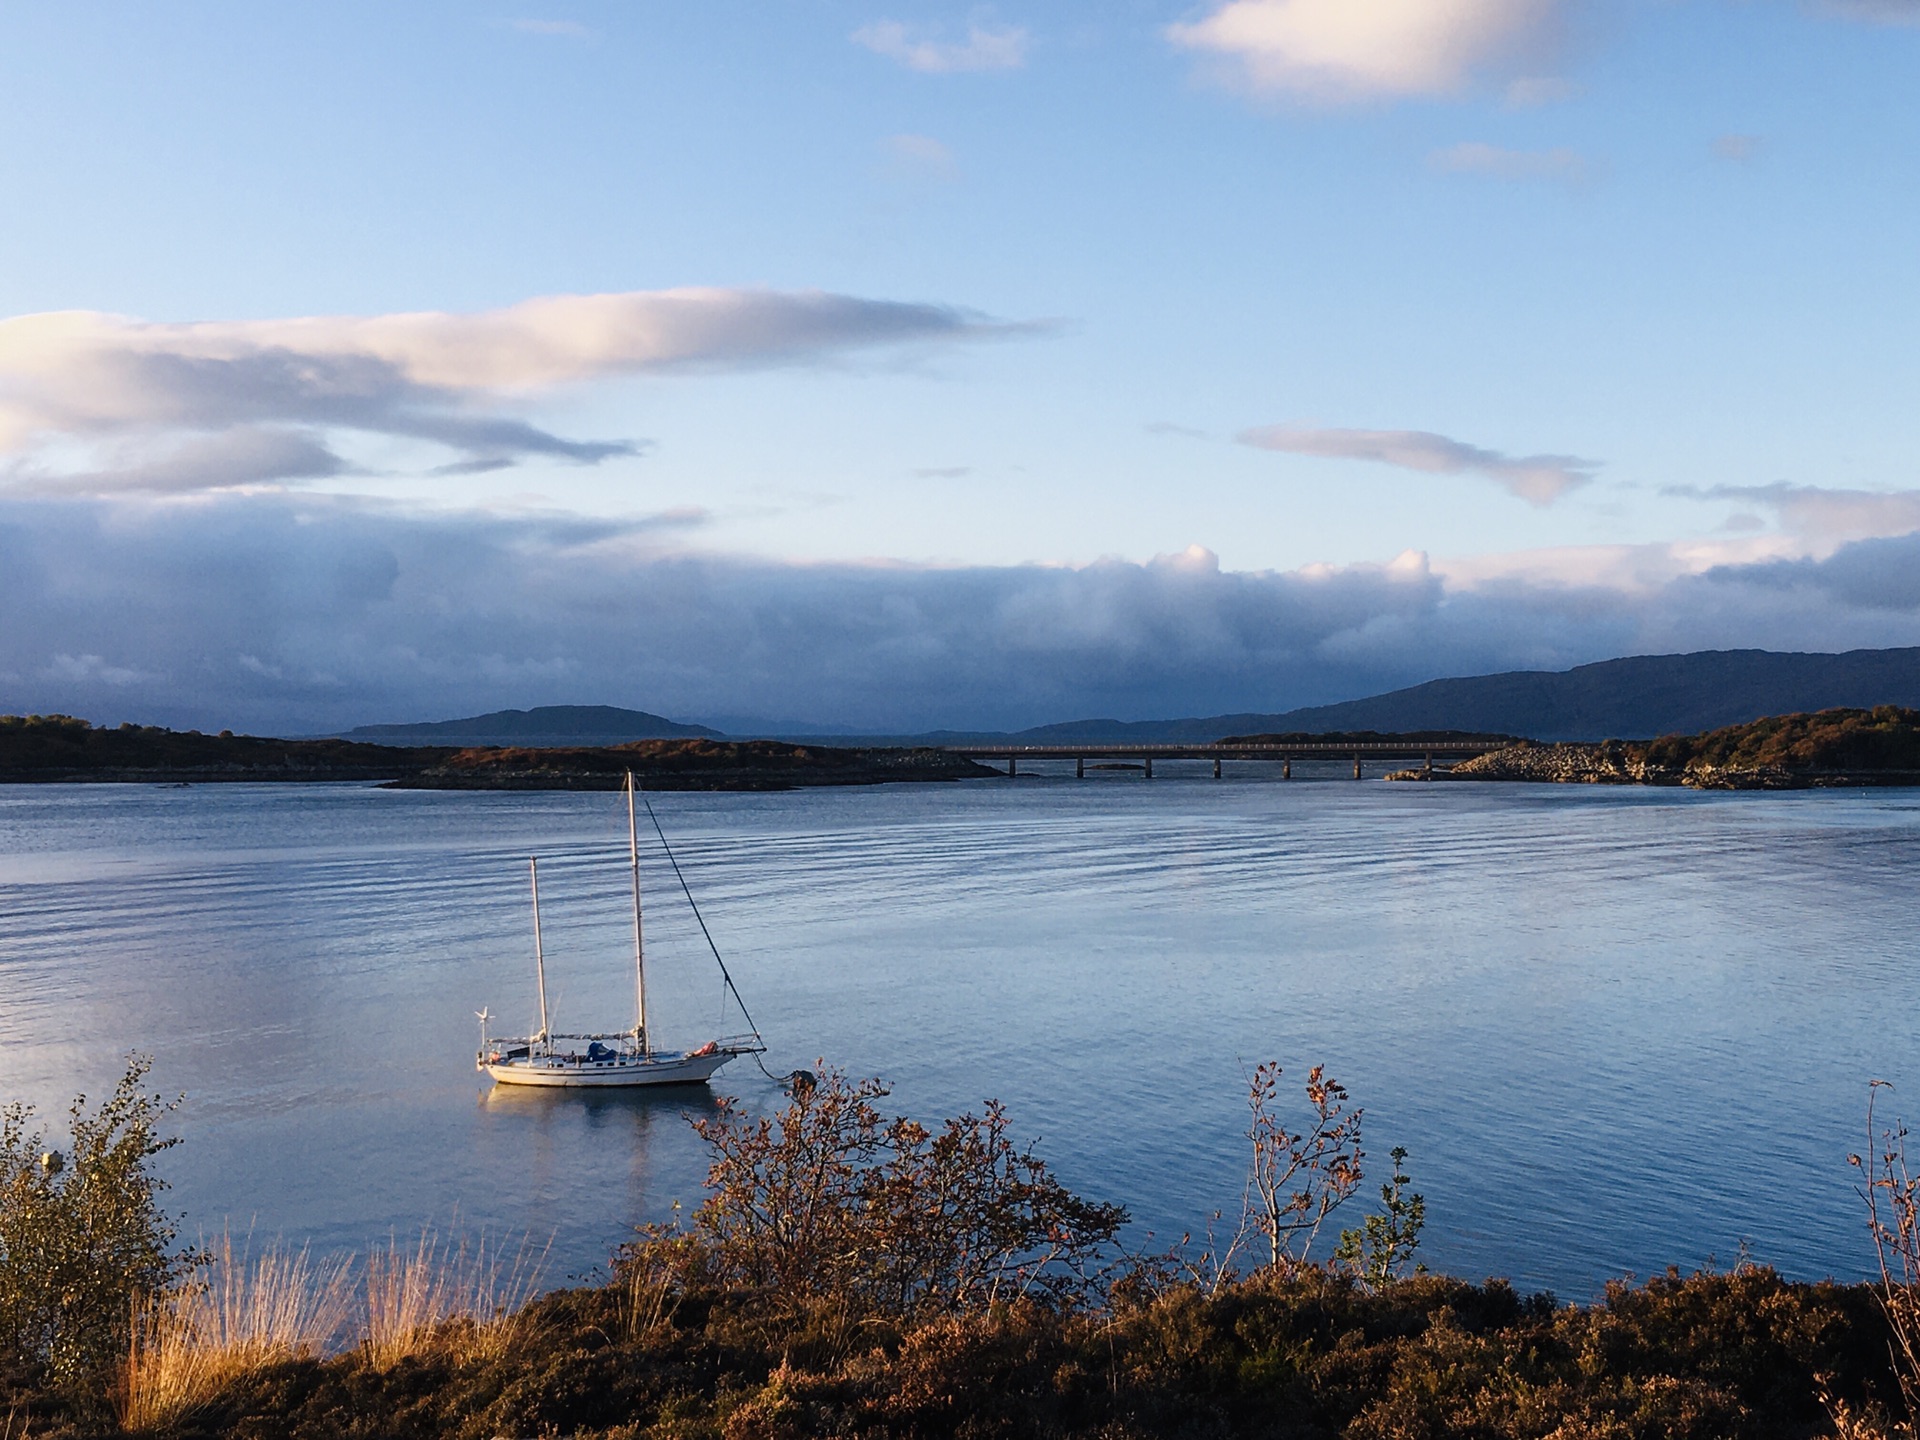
[627,772,649,1056]
[529,857,551,1047]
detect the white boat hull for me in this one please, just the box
[479,1048,737,1088]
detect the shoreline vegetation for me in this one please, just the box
[6,1061,1920,1438]
[1391,706,1920,790]
[388,739,998,791]
[0,718,997,791]
[5,707,1920,792]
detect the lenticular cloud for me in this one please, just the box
[0,289,1008,493]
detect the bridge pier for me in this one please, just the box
[1008,756,1017,778]
[1424,751,1433,776]
[1076,756,1084,779]
[1282,757,1291,780]
[1144,757,1154,779]
[1353,754,1363,780]
[1213,756,1222,780]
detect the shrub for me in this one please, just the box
[619,1070,1127,1321]
[1853,1080,1920,1430]
[1336,1145,1427,1289]
[1245,1061,1364,1273]
[0,1055,187,1400]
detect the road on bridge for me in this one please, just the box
[948,738,1516,780]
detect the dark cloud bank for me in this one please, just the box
[5,495,1920,735]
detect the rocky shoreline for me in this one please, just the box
[1390,740,1920,789]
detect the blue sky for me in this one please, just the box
[2,1,1919,732]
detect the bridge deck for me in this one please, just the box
[952,741,1511,760]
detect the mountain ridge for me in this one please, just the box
[977,648,1920,744]
[342,704,723,746]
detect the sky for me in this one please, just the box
[2,0,1919,733]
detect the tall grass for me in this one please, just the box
[121,1235,352,1430]
[119,1227,547,1428]
[363,1229,548,1369]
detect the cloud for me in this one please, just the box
[1504,75,1577,107]
[1238,424,1598,505]
[8,494,1919,737]
[1668,483,1920,543]
[43,653,156,687]
[1430,141,1588,181]
[883,133,958,179]
[9,427,348,497]
[1713,133,1762,162]
[0,289,1013,496]
[852,19,1029,73]
[912,466,972,479]
[1811,0,1920,24]
[1167,0,1566,103]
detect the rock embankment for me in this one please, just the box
[1392,708,1920,788]
[1395,738,1917,788]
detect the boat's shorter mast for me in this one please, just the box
[529,857,551,1049]
[627,772,649,1057]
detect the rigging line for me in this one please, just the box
[637,789,763,1040]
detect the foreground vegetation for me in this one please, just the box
[5,1061,1920,1438]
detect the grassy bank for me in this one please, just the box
[4,1063,1918,1438]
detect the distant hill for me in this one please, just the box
[343,705,724,747]
[918,647,1920,744]
[1253,648,1920,741]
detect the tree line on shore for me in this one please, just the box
[8,706,1920,791]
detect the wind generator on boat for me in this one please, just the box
[476,773,765,1088]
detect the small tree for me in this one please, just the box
[1850,1081,1920,1426]
[1245,1062,1364,1273]
[682,1070,891,1296]
[0,1055,186,1397]
[626,1070,1125,1318]
[1335,1144,1426,1289]
[863,1100,1126,1313]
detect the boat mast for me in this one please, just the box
[529,857,551,1048]
[627,772,649,1056]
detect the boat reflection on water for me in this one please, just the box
[477,1078,728,1124]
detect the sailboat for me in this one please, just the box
[476,773,766,1088]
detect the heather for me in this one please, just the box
[4,1063,1919,1439]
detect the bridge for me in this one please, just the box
[948,739,1514,780]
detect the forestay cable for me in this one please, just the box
[637,788,762,1040]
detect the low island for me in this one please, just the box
[1392,705,1920,789]
[0,716,997,790]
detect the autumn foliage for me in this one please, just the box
[4,1064,1920,1437]
[1640,705,1920,774]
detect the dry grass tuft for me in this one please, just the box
[363,1229,548,1369]
[121,1235,351,1430]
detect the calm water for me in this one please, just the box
[1,771,1916,1297]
